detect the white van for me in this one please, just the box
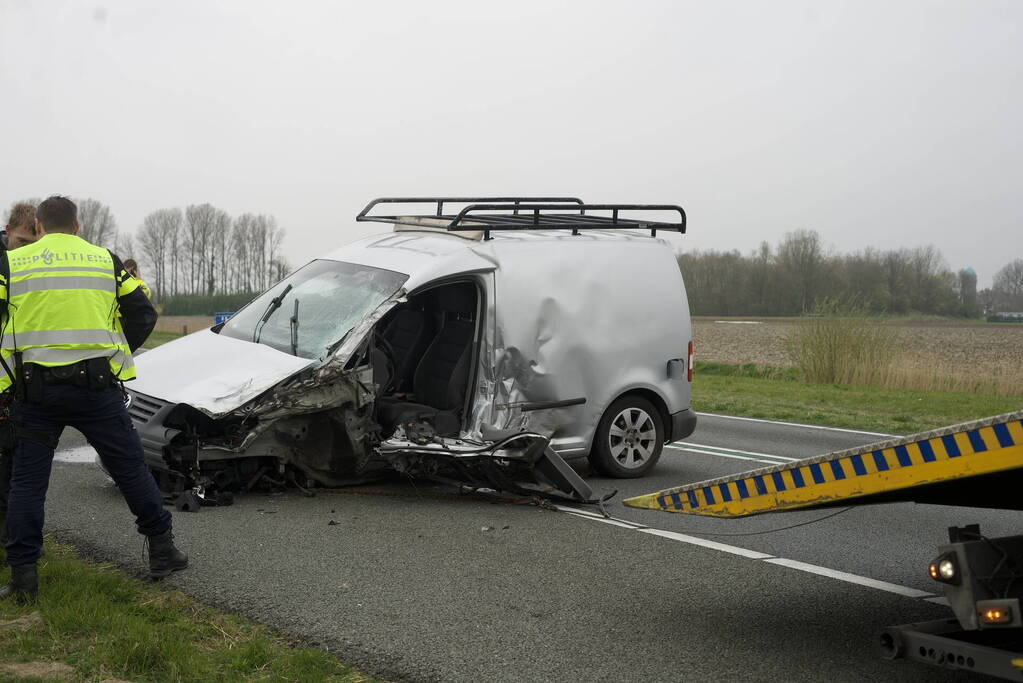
[127,198,696,503]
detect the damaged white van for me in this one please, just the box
[126,198,696,504]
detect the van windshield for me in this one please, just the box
[219,260,407,360]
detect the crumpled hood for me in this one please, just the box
[130,329,314,416]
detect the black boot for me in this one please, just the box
[147,529,188,579]
[0,563,38,601]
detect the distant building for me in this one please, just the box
[987,311,1023,323]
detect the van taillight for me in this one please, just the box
[688,341,694,382]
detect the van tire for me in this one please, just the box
[589,395,664,478]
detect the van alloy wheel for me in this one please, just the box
[589,395,664,478]
[609,407,657,469]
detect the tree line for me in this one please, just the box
[679,229,1022,317]
[4,198,289,301]
[137,205,287,299]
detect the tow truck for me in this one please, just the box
[624,409,1023,679]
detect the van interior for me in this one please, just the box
[372,281,478,438]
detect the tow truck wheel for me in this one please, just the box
[589,396,664,478]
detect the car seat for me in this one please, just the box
[377,284,476,437]
[377,306,432,392]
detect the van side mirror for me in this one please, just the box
[666,358,686,380]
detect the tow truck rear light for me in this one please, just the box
[688,341,694,382]
[980,606,1012,625]
[976,599,1021,628]
[928,552,960,584]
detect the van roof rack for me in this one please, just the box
[356,197,686,240]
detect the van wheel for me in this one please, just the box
[589,396,664,478]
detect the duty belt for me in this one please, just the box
[23,358,117,393]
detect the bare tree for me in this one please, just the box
[76,198,118,248]
[993,259,1023,310]
[113,231,135,260]
[209,209,230,294]
[138,208,182,300]
[230,213,256,293]
[183,204,231,295]
[777,229,825,314]
[957,268,979,317]
[994,259,1023,297]
[881,249,911,313]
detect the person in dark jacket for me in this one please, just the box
[0,201,41,545]
[0,196,187,601]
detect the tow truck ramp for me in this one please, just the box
[624,409,1023,679]
[624,409,1023,517]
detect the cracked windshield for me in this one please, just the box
[218,259,407,359]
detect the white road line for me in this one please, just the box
[682,442,799,461]
[695,412,895,438]
[639,528,774,560]
[559,508,942,604]
[553,505,648,529]
[665,446,791,465]
[578,516,644,530]
[764,558,933,599]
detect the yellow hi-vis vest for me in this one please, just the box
[0,232,140,392]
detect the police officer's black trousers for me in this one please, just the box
[0,447,10,515]
[4,384,172,566]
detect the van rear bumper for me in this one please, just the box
[667,408,697,443]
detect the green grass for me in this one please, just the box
[0,540,376,683]
[692,314,1011,327]
[144,330,185,347]
[694,362,1023,434]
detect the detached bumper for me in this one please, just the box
[667,408,697,443]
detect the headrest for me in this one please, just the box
[436,284,475,317]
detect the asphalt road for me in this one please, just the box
[39,414,1007,682]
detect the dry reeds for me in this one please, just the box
[785,302,1023,396]
[871,359,1022,396]
[786,300,900,386]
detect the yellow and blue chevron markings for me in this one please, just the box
[623,412,1023,518]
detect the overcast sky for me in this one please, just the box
[1,0,1019,287]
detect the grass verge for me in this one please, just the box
[144,330,185,348]
[0,540,375,683]
[694,362,1023,434]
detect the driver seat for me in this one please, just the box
[377,285,476,437]
[379,306,432,392]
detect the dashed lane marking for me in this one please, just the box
[665,442,798,465]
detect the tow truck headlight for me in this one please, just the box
[928,552,960,584]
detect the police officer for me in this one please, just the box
[0,196,187,601]
[122,259,152,300]
[0,202,41,545]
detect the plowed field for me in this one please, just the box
[694,318,1023,396]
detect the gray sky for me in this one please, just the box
[1,0,1020,287]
